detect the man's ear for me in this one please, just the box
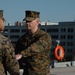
[36,18,39,23]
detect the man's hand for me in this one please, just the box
[16,54,22,60]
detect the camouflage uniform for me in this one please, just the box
[0,33,20,75]
[15,28,52,75]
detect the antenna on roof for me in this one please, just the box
[8,21,11,26]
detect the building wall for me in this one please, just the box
[2,21,75,61]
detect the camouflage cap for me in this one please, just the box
[0,10,5,21]
[23,10,40,21]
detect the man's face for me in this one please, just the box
[0,18,4,31]
[26,18,39,31]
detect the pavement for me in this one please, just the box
[51,66,75,75]
[50,61,75,75]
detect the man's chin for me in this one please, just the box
[27,28,31,30]
[27,29,31,31]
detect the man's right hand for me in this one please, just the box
[15,54,22,60]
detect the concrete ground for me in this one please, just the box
[51,66,75,75]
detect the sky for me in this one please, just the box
[0,0,75,25]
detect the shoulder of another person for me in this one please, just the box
[0,34,9,44]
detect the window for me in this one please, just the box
[60,35,66,39]
[60,42,66,46]
[51,35,58,39]
[67,42,73,46]
[47,29,59,32]
[61,28,66,32]
[10,29,20,33]
[10,35,20,38]
[21,29,26,32]
[67,28,73,32]
[67,35,73,39]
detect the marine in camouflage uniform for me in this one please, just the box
[15,10,52,75]
[0,10,20,75]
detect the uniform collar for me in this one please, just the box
[28,28,40,37]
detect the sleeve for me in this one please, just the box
[20,33,52,57]
[4,39,20,75]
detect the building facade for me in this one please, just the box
[2,21,75,61]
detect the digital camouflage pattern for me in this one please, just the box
[0,33,20,75]
[15,28,52,75]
